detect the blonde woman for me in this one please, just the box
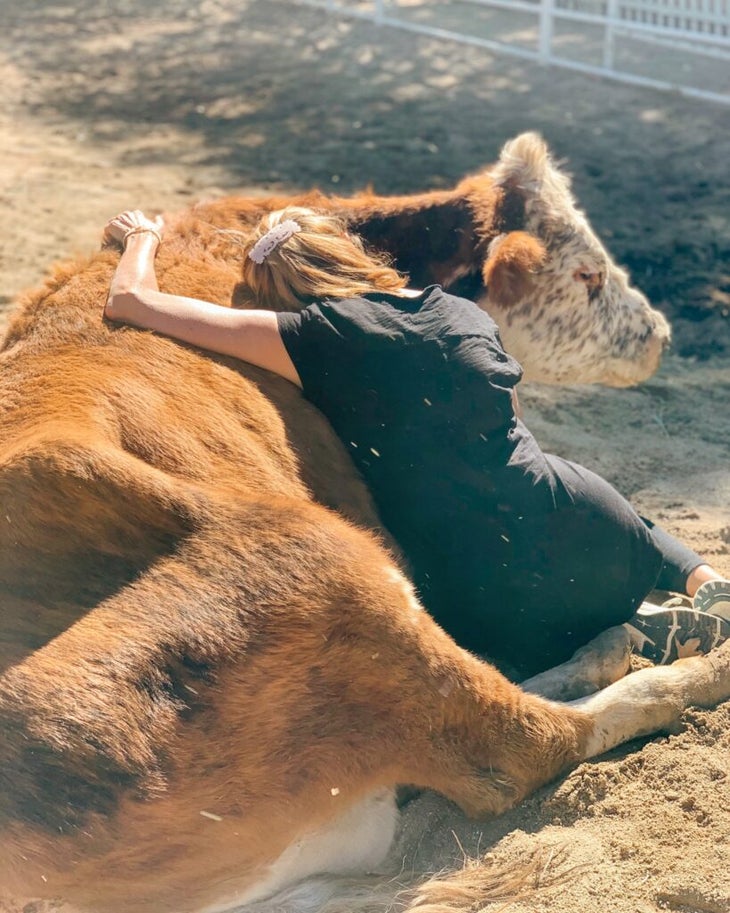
[103,207,730,675]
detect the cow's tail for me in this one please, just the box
[242,845,577,913]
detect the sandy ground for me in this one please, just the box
[1,1,729,911]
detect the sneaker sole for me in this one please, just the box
[625,606,730,665]
[693,579,730,622]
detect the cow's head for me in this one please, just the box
[481,133,671,386]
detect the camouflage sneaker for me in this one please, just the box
[693,579,730,622]
[625,602,730,665]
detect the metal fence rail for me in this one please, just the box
[295,0,730,104]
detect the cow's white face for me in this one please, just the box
[482,134,670,386]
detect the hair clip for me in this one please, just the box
[248,220,302,264]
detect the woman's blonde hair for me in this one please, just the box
[239,207,407,309]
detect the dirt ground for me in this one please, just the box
[1,1,729,911]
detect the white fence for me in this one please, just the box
[295,0,730,104]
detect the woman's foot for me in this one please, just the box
[625,602,730,665]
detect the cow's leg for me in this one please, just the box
[572,639,730,757]
[521,625,633,701]
[0,504,595,913]
[298,561,596,819]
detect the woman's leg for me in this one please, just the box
[510,461,730,666]
[639,517,714,596]
[625,518,730,662]
[405,457,729,674]
[639,518,730,616]
[414,456,665,676]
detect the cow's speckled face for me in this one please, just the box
[482,134,670,386]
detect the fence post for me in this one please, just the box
[538,0,555,62]
[604,0,619,68]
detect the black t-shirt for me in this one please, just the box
[278,286,558,568]
[278,286,524,481]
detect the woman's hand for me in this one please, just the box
[103,210,164,249]
[104,211,165,324]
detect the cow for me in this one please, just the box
[2,133,719,913]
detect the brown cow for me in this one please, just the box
[1,134,723,913]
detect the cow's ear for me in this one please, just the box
[483,232,547,307]
[490,132,550,194]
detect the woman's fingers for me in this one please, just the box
[103,211,163,247]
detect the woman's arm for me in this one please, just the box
[103,211,302,388]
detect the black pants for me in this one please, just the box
[409,455,705,677]
[643,517,704,594]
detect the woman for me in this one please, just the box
[103,207,730,675]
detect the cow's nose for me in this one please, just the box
[653,310,672,351]
[643,328,670,377]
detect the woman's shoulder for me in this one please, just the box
[299,287,503,348]
[307,293,417,343]
[442,290,493,322]
[421,286,501,337]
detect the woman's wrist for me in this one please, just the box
[123,228,161,250]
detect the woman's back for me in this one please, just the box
[277,285,536,494]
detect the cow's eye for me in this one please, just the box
[573,268,605,296]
